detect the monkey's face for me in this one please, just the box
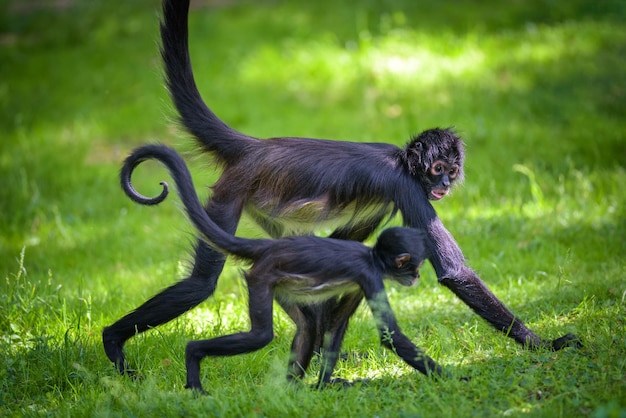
[403,128,465,201]
[376,228,428,286]
[393,254,423,287]
[422,160,460,200]
[396,264,421,287]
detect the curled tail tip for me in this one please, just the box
[152,181,170,205]
[121,149,171,205]
[126,180,170,206]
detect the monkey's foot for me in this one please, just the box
[185,384,209,396]
[551,333,582,351]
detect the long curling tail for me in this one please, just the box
[160,0,254,164]
[120,144,258,259]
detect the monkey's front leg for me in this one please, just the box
[365,289,443,377]
[441,267,581,350]
[426,219,580,350]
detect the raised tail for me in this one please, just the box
[160,0,254,164]
[120,143,261,260]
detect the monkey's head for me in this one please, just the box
[401,128,465,201]
[373,227,429,287]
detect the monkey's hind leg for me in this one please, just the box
[103,240,226,374]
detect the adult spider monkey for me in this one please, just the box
[123,143,438,392]
[103,0,579,376]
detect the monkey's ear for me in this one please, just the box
[403,140,424,175]
[408,141,423,157]
[395,253,411,268]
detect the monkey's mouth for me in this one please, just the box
[430,189,448,200]
[408,265,421,286]
[399,276,419,287]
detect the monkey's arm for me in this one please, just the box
[404,198,579,349]
[363,281,443,376]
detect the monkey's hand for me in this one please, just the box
[551,333,582,350]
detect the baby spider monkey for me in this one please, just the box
[123,144,438,393]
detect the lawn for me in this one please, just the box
[1,0,624,416]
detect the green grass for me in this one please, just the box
[1,0,625,416]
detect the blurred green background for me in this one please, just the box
[0,0,624,416]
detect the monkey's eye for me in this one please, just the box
[430,162,445,176]
[448,165,459,179]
